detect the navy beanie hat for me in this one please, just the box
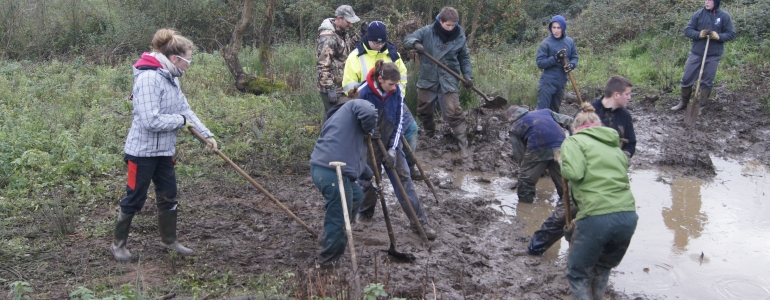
[367,21,387,43]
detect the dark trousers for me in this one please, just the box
[536,80,565,113]
[359,145,427,224]
[311,165,363,265]
[403,120,419,166]
[680,51,721,89]
[416,89,465,129]
[119,154,178,215]
[567,211,638,300]
[320,91,335,123]
[527,199,578,255]
[517,157,563,204]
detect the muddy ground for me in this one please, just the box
[4,82,770,299]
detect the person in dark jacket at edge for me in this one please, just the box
[535,15,578,113]
[523,76,636,256]
[309,97,377,269]
[670,0,735,115]
[351,60,438,240]
[403,7,474,157]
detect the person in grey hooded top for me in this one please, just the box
[535,15,578,113]
[670,0,735,114]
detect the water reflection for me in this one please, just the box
[662,178,707,252]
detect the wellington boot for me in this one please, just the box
[111,212,134,262]
[422,119,436,138]
[409,164,424,181]
[158,209,194,255]
[670,86,692,111]
[697,88,712,115]
[452,122,470,158]
[410,222,438,240]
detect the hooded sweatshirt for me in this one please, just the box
[535,15,578,87]
[310,99,377,180]
[124,52,212,157]
[357,68,405,154]
[509,108,572,152]
[684,0,735,57]
[561,125,636,220]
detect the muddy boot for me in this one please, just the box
[422,118,436,138]
[452,122,470,157]
[158,209,194,255]
[111,212,134,261]
[697,87,712,115]
[670,86,692,111]
[410,221,437,240]
[409,164,424,181]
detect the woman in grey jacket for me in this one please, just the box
[111,28,216,261]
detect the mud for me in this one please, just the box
[6,84,769,299]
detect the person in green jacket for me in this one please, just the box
[403,6,474,157]
[560,102,638,300]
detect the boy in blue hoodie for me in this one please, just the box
[535,15,578,113]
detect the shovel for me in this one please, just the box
[562,54,583,105]
[366,136,416,262]
[187,127,318,238]
[329,161,361,299]
[562,176,576,243]
[420,52,507,109]
[400,135,440,203]
[684,38,710,127]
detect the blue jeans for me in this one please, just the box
[119,155,178,215]
[567,211,638,300]
[311,165,363,265]
[536,80,565,113]
[403,120,419,166]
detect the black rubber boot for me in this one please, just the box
[452,122,470,157]
[697,87,712,115]
[409,164,424,181]
[670,86,692,111]
[158,209,193,255]
[422,118,436,138]
[111,212,134,261]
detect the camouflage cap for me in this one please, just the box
[335,5,360,23]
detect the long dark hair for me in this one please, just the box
[372,59,400,82]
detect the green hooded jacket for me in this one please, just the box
[561,125,635,220]
[403,23,473,93]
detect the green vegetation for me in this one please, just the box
[1,0,769,298]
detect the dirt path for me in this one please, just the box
[11,86,769,299]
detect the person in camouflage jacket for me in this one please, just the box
[316,5,363,121]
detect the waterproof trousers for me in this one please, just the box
[320,91,337,123]
[568,211,638,300]
[527,199,578,255]
[416,89,465,132]
[536,80,566,113]
[119,154,178,215]
[516,150,563,204]
[358,146,427,223]
[311,165,363,265]
[680,51,721,90]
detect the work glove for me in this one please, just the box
[205,137,218,151]
[463,75,473,88]
[709,31,720,40]
[564,63,575,73]
[360,165,373,181]
[699,29,710,39]
[382,149,397,169]
[555,49,566,62]
[327,89,338,105]
[358,21,368,37]
[413,42,425,54]
[182,116,193,130]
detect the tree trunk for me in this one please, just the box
[222,0,286,95]
[466,0,482,48]
[259,0,276,77]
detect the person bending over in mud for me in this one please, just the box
[561,102,638,299]
[524,75,637,256]
[309,97,378,269]
[506,105,575,256]
[352,60,438,240]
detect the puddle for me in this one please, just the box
[447,157,770,299]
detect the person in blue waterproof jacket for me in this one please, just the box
[351,59,437,240]
[535,15,578,113]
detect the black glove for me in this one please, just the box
[555,49,566,62]
[382,151,396,169]
[564,63,575,73]
[360,165,373,181]
[463,75,473,88]
[358,21,368,37]
[413,42,425,54]
[327,89,338,105]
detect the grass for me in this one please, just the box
[0,36,766,297]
